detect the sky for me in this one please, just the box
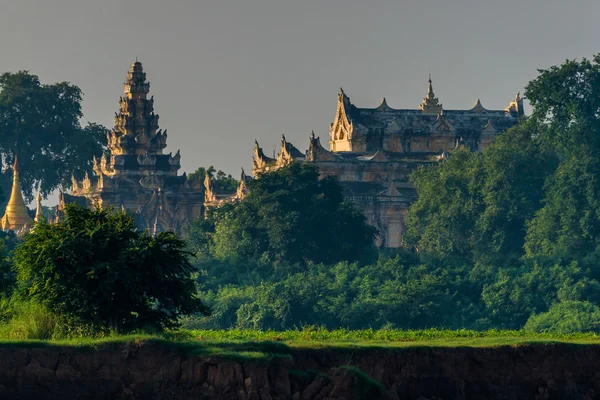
[0,0,599,205]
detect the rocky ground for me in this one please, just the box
[0,341,599,399]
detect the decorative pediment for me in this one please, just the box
[71,175,80,193]
[471,99,487,113]
[330,88,354,141]
[482,119,497,134]
[306,131,336,162]
[505,92,524,116]
[92,156,102,176]
[236,168,250,200]
[276,135,305,167]
[82,172,92,192]
[139,174,164,190]
[433,110,454,132]
[379,182,401,197]
[252,140,276,170]
[376,97,392,111]
[371,150,388,162]
[204,174,216,203]
[168,150,181,166]
[100,153,115,176]
[137,152,157,166]
[137,188,179,234]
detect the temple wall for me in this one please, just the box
[313,160,418,248]
[350,196,410,248]
[315,160,427,184]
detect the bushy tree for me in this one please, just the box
[524,55,600,260]
[0,71,107,201]
[475,120,557,264]
[14,205,207,332]
[406,119,557,265]
[190,163,376,266]
[525,55,600,156]
[405,147,484,260]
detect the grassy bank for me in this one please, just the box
[2,328,600,348]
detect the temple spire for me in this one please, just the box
[34,190,43,223]
[427,73,434,99]
[1,156,33,233]
[420,74,442,114]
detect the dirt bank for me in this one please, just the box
[0,340,598,399]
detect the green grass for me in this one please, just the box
[1,328,600,361]
[183,327,600,347]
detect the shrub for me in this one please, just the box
[524,301,600,334]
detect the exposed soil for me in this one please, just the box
[0,341,599,399]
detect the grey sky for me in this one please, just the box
[1,0,599,205]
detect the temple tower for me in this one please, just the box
[105,60,180,177]
[1,158,33,233]
[64,60,204,233]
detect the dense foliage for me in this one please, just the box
[3,56,600,336]
[178,55,600,334]
[187,166,238,192]
[0,71,107,201]
[186,163,376,266]
[13,205,207,332]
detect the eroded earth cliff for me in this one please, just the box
[0,340,599,399]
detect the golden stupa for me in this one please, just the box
[1,157,33,233]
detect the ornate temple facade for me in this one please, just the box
[61,61,206,232]
[252,79,523,247]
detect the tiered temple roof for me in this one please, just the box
[62,61,205,232]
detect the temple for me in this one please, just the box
[252,78,523,247]
[0,158,34,235]
[60,61,208,232]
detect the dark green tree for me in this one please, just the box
[475,120,557,264]
[197,163,376,265]
[525,55,600,156]
[0,71,107,201]
[188,166,238,192]
[524,55,600,259]
[406,120,556,264]
[14,205,207,331]
[404,147,485,260]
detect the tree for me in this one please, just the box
[196,163,376,265]
[0,71,107,201]
[525,55,600,157]
[405,120,557,264]
[405,147,485,260]
[524,55,600,260]
[188,166,238,192]
[14,205,207,331]
[475,120,557,264]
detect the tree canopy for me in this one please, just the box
[0,71,107,201]
[405,119,557,265]
[14,205,207,332]
[187,166,238,192]
[186,163,376,266]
